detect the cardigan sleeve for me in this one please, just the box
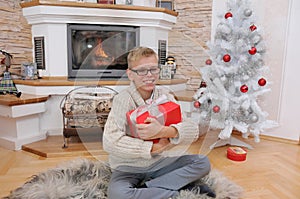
[163,91,199,145]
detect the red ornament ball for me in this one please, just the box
[250,24,257,31]
[223,54,231,62]
[200,81,207,88]
[193,101,201,108]
[213,105,220,113]
[248,47,257,55]
[240,84,248,93]
[225,12,233,19]
[205,59,212,65]
[258,78,267,86]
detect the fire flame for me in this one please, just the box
[95,38,108,58]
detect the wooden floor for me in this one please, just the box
[0,134,299,199]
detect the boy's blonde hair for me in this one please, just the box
[127,47,157,69]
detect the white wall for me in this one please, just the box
[273,0,300,141]
[212,0,300,141]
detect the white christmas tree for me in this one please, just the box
[193,0,277,144]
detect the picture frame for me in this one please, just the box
[21,62,37,80]
[159,64,172,80]
[97,0,114,4]
[156,0,174,11]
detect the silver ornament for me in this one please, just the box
[250,114,258,123]
[244,9,252,17]
[126,0,133,5]
[253,35,262,44]
[221,75,227,82]
[242,75,249,81]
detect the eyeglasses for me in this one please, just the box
[129,68,160,76]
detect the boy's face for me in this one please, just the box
[127,55,159,95]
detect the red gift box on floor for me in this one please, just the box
[126,96,182,142]
[227,147,247,161]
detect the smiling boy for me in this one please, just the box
[103,46,215,199]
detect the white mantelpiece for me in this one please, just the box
[21,1,177,77]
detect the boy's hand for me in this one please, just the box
[136,117,164,140]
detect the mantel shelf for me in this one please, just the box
[20,0,178,16]
[13,77,187,86]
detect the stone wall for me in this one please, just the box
[169,0,212,88]
[0,0,32,75]
[0,0,212,87]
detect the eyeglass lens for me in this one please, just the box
[133,68,160,75]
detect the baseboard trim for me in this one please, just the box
[231,130,299,145]
[259,134,299,145]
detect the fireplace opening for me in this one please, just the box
[67,24,140,79]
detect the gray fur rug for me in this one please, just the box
[3,158,243,199]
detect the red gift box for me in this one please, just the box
[227,147,247,161]
[126,99,182,143]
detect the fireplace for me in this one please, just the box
[21,1,177,78]
[67,24,139,79]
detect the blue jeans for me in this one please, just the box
[108,154,211,199]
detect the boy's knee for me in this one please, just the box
[203,156,211,167]
[195,155,211,173]
[204,156,211,172]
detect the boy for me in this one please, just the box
[103,46,215,199]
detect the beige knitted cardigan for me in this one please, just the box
[103,82,199,170]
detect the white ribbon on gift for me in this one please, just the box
[129,94,168,138]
